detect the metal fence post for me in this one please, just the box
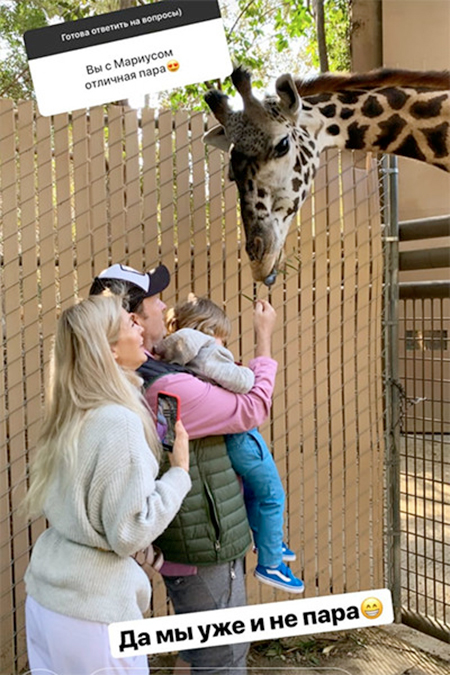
[382,155,402,622]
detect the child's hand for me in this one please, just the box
[254,300,277,357]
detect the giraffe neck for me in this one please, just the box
[304,86,450,170]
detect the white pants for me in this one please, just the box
[25,595,149,675]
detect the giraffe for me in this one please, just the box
[203,67,450,285]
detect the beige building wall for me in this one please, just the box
[383,0,450,223]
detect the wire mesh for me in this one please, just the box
[398,296,450,642]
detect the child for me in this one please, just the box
[154,294,304,593]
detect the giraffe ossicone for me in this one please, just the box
[203,66,450,285]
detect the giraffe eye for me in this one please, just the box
[273,136,290,158]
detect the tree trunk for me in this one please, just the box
[314,0,329,72]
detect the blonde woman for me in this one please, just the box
[23,294,191,675]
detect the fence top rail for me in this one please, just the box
[399,214,450,241]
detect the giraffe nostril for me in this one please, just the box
[252,237,265,262]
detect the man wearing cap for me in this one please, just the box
[90,263,278,675]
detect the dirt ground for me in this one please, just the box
[148,626,450,675]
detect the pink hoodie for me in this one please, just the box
[144,356,278,439]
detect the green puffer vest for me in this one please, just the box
[155,435,251,565]
[138,357,251,565]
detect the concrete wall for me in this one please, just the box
[382,0,450,222]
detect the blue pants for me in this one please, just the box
[225,429,285,567]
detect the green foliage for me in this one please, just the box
[300,0,351,72]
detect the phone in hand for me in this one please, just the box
[156,391,181,452]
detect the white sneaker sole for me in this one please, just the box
[253,547,298,562]
[254,570,305,593]
[282,552,297,562]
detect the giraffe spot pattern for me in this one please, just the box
[345,121,370,149]
[341,108,355,120]
[319,104,337,118]
[378,87,410,110]
[395,134,427,162]
[420,121,449,157]
[361,95,384,118]
[374,114,407,151]
[284,198,299,221]
[292,177,302,191]
[326,124,340,136]
[255,202,268,211]
[337,91,363,105]
[305,93,332,105]
[410,94,447,119]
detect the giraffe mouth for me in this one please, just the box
[246,228,284,285]
[249,246,283,285]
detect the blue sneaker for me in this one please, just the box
[282,543,297,562]
[254,562,305,593]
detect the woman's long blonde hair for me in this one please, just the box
[24,294,160,518]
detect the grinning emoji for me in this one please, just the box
[361,597,383,619]
[167,60,180,73]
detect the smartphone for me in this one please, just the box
[156,391,181,452]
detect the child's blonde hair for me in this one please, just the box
[166,293,231,340]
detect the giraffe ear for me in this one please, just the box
[203,125,231,152]
[275,74,301,115]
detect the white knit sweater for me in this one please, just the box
[25,404,191,624]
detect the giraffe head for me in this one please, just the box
[204,67,320,285]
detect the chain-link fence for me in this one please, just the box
[2,99,385,673]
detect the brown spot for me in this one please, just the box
[319,104,337,118]
[374,114,407,151]
[345,121,370,150]
[292,177,302,191]
[410,94,447,119]
[326,124,340,136]
[420,122,449,158]
[361,95,384,118]
[378,87,410,110]
[304,93,333,105]
[395,134,427,162]
[340,108,355,120]
[299,152,308,166]
[337,91,362,105]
